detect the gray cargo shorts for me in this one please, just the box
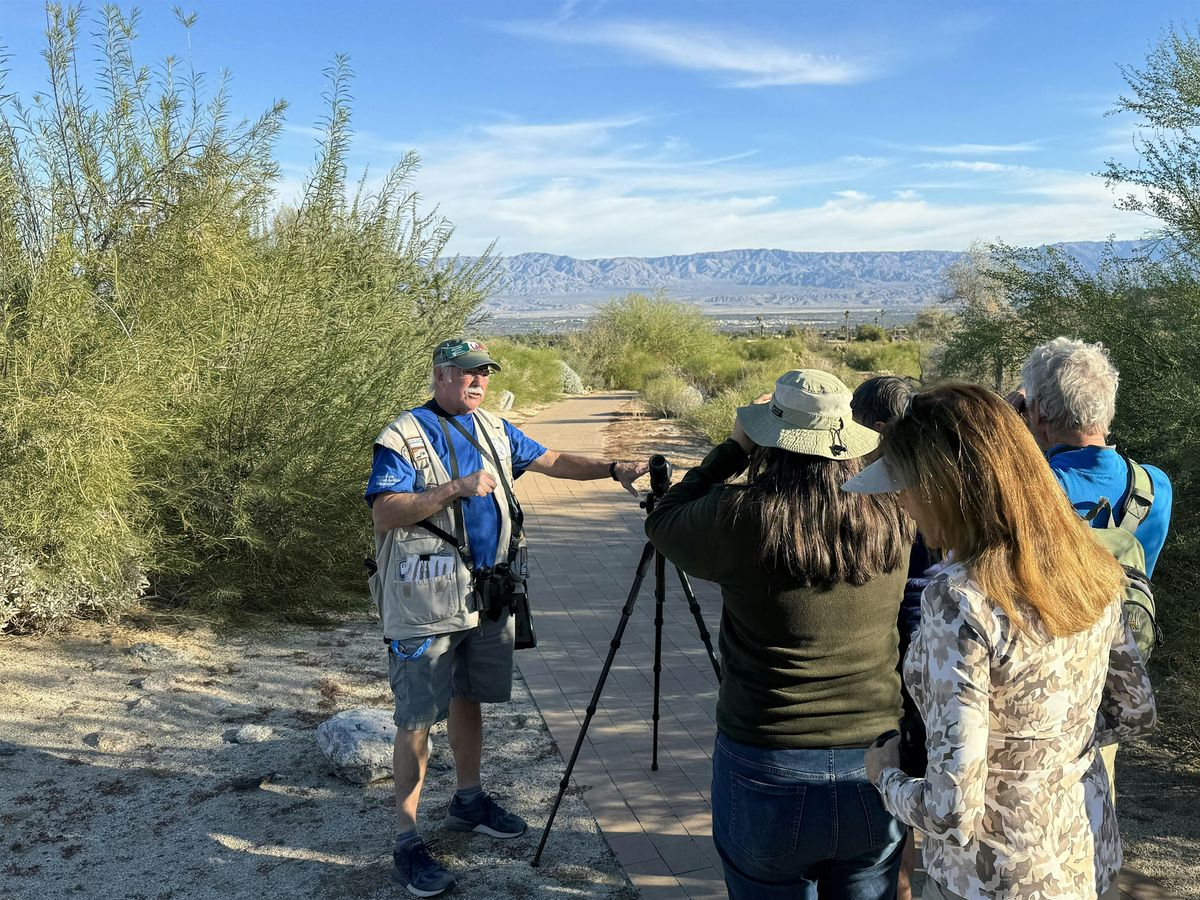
[387,613,515,731]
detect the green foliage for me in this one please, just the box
[570,294,738,392]
[842,340,922,380]
[482,339,563,408]
[1101,25,1200,253]
[0,8,492,630]
[854,323,888,342]
[906,308,958,382]
[937,244,1024,390]
[640,373,703,419]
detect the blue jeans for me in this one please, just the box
[711,732,906,900]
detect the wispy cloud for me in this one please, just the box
[914,141,1043,155]
[278,115,1143,258]
[919,160,1022,172]
[500,19,873,87]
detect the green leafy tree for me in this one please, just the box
[0,5,492,629]
[937,243,1026,390]
[906,307,957,382]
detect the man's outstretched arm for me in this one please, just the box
[525,450,648,495]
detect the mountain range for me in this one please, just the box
[483,241,1145,313]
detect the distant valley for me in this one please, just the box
[483,241,1145,314]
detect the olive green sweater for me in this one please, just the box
[644,439,906,749]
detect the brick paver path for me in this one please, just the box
[513,392,1181,900]
[515,392,726,899]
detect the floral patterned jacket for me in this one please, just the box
[877,564,1157,900]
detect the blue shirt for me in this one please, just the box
[365,402,547,570]
[1047,445,1173,577]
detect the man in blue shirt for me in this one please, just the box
[1018,338,1172,577]
[367,338,648,897]
[1017,337,1173,798]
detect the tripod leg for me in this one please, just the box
[675,567,722,683]
[651,550,666,772]
[531,541,656,867]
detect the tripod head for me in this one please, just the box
[649,455,673,497]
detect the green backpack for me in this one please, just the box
[1072,455,1162,661]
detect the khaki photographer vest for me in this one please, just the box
[369,407,516,639]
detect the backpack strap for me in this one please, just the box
[1117,456,1155,535]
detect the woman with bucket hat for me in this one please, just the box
[645,369,913,900]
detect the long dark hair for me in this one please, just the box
[725,447,912,587]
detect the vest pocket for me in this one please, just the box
[383,535,469,627]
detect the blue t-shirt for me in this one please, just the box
[1047,445,1173,577]
[365,402,547,570]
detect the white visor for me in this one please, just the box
[840,457,907,494]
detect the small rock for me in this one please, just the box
[224,725,274,744]
[82,731,138,754]
[127,643,181,666]
[315,709,397,784]
[0,741,19,756]
[132,672,178,692]
[498,390,515,411]
[229,772,276,791]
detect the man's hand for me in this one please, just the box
[614,460,650,496]
[865,732,901,787]
[456,471,497,497]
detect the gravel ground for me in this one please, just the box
[0,617,636,900]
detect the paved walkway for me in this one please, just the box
[515,393,725,899]
[513,392,1180,900]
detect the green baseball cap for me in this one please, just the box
[432,338,502,372]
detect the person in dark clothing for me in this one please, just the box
[851,375,932,900]
[645,369,913,900]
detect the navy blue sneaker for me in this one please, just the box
[392,838,455,898]
[443,791,527,838]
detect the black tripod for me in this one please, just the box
[531,455,722,867]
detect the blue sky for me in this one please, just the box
[0,1,1194,257]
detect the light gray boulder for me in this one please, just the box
[498,390,516,411]
[225,724,275,744]
[315,709,396,784]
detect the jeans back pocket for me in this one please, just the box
[726,772,806,861]
[855,781,906,848]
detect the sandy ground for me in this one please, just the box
[0,616,635,900]
[3,398,1198,900]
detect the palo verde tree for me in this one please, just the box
[0,5,493,630]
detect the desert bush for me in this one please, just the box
[854,323,889,342]
[482,339,562,408]
[641,374,703,419]
[0,9,492,629]
[683,388,745,445]
[558,360,585,394]
[842,340,922,379]
[570,294,738,392]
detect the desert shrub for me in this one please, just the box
[682,346,865,446]
[570,294,736,391]
[482,340,563,408]
[0,11,492,629]
[854,323,889,342]
[683,388,745,445]
[641,374,703,419]
[842,340,922,379]
[558,360,585,394]
[603,348,673,390]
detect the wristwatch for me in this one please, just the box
[609,461,619,481]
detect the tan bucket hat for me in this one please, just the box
[737,369,880,460]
